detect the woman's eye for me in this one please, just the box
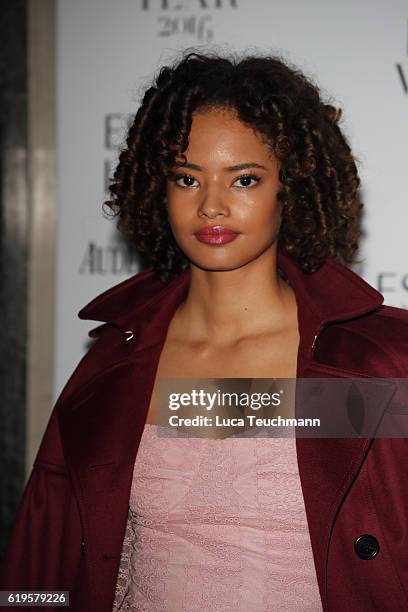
[233,175,261,188]
[170,173,260,188]
[173,174,199,188]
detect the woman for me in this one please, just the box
[2,51,408,612]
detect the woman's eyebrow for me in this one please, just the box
[174,162,267,171]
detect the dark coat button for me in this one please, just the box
[354,534,380,560]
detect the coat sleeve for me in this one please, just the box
[0,405,83,595]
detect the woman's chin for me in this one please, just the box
[189,257,251,273]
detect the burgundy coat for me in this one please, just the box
[2,251,408,612]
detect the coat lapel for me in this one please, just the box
[294,368,396,609]
[277,254,394,609]
[59,251,395,611]
[57,272,190,610]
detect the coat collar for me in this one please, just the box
[78,250,384,342]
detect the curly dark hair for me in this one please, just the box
[104,50,362,282]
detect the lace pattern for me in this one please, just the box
[112,425,322,611]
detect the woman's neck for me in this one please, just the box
[173,253,298,346]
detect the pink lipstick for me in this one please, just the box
[194,225,240,245]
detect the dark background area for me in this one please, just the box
[0,0,28,562]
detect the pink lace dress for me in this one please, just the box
[112,425,322,611]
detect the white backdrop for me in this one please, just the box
[55,0,408,398]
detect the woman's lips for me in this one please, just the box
[194,226,240,245]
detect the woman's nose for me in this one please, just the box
[197,186,229,219]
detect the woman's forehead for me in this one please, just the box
[182,108,275,164]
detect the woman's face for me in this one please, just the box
[166,107,282,272]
